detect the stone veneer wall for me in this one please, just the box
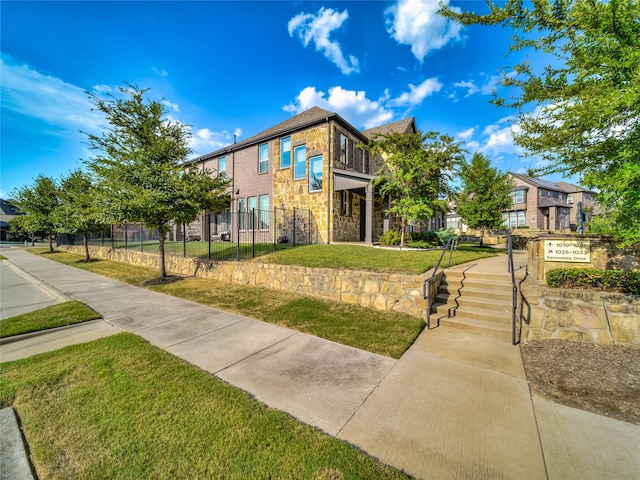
[519,279,640,346]
[272,125,329,243]
[61,245,431,319]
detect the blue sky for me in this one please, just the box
[1,0,555,198]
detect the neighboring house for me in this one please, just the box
[503,172,599,231]
[187,106,416,243]
[0,198,20,241]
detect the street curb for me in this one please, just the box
[0,319,106,346]
[3,258,71,303]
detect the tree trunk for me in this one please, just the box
[158,234,167,278]
[400,218,407,248]
[83,233,91,262]
[48,233,54,252]
[479,226,485,248]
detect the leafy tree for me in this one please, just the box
[84,85,230,277]
[54,169,109,262]
[10,175,60,252]
[455,153,514,247]
[366,131,465,247]
[441,0,640,245]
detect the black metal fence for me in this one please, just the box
[57,207,319,261]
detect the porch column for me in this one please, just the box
[365,183,373,243]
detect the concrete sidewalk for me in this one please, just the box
[1,248,639,479]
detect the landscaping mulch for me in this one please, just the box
[521,340,640,425]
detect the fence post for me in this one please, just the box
[208,213,211,260]
[111,225,114,250]
[293,207,297,246]
[236,212,241,261]
[309,209,312,244]
[273,208,277,251]
[140,225,143,252]
[124,224,128,250]
[252,208,256,258]
[183,224,187,258]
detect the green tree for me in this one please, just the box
[10,175,60,252]
[84,85,230,277]
[366,131,465,247]
[54,169,109,262]
[455,153,514,247]
[441,0,640,245]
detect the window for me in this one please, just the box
[512,190,524,203]
[280,137,291,169]
[248,196,257,230]
[341,191,350,216]
[517,211,525,227]
[294,145,306,180]
[505,211,526,228]
[258,143,268,174]
[238,198,246,231]
[339,133,348,164]
[218,156,226,177]
[259,195,270,229]
[567,194,573,205]
[309,155,323,192]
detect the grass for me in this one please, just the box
[252,243,500,275]
[34,250,423,358]
[0,333,409,479]
[0,254,6,260]
[149,278,424,359]
[0,301,101,338]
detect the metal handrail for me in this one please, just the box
[423,237,458,329]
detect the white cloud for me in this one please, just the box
[284,86,393,129]
[92,84,112,94]
[152,67,168,77]
[162,100,180,112]
[385,0,463,62]
[479,116,525,157]
[188,127,239,157]
[288,7,359,75]
[453,73,514,97]
[234,128,243,139]
[1,55,106,133]
[456,126,477,140]
[388,78,442,108]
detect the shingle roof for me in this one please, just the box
[188,107,417,164]
[555,181,596,194]
[0,199,19,216]
[362,117,416,138]
[509,172,564,192]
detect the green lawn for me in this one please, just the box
[253,243,500,275]
[0,334,408,479]
[0,301,101,338]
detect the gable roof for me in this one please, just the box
[509,172,564,192]
[188,107,418,165]
[0,199,20,216]
[362,117,416,138]
[555,181,596,194]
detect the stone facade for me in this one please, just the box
[62,245,430,319]
[519,279,640,346]
[273,125,330,243]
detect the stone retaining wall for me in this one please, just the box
[519,279,640,346]
[61,246,431,319]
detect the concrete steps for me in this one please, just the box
[431,269,513,340]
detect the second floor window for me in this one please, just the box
[512,190,524,203]
[218,156,226,177]
[309,155,323,192]
[294,145,306,180]
[339,133,348,164]
[280,136,291,169]
[259,143,268,174]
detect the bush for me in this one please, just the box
[379,231,401,246]
[409,231,438,246]
[435,228,457,246]
[547,268,640,294]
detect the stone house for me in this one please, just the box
[186,106,416,244]
[504,172,599,231]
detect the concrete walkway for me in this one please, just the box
[1,247,639,479]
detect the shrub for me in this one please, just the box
[435,228,457,246]
[409,231,438,245]
[547,268,640,294]
[379,231,401,246]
